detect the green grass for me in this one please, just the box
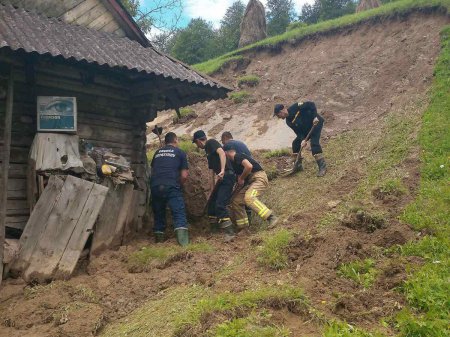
[229,90,251,103]
[175,286,308,335]
[128,242,213,272]
[193,0,450,74]
[377,178,408,197]
[212,310,290,337]
[394,25,450,337]
[338,259,378,289]
[323,321,385,337]
[256,229,293,270]
[174,107,196,123]
[237,75,260,87]
[262,148,291,159]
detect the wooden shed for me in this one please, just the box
[0,1,230,281]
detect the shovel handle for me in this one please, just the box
[294,124,317,164]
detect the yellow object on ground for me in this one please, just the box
[231,171,272,227]
[101,164,112,175]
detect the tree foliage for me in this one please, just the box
[299,0,357,25]
[217,1,246,54]
[171,19,218,65]
[266,0,296,36]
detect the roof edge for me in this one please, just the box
[102,0,150,47]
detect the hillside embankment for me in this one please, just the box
[0,7,449,337]
[149,10,447,151]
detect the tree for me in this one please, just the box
[298,2,321,25]
[216,1,246,54]
[319,0,357,21]
[120,0,182,36]
[266,0,296,36]
[298,0,357,25]
[171,19,218,65]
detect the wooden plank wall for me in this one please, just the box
[0,57,149,232]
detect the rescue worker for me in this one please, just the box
[150,132,189,246]
[192,130,236,241]
[221,131,253,224]
[224,142,278,230]
[221,131,252,156]
[273,101,327,176]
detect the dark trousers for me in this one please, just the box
[207,172,235,221]
[151,184,188,232]
[292,121,323,155]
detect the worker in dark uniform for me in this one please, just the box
[274,101,327,176]
[150,132,189,246]
[221,131,252,156]
[224,143,278,230]
[193,130,235,242]
[221,131,253,225]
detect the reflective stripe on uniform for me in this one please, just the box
[236,218,249,225]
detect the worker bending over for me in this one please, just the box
[221,131,252,156]
[193,130,236,241]
[274,101,327,176]
[150,132,189,246]
[224,143,278,230]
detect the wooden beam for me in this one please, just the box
[0,67,13,283]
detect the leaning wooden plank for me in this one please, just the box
[90,180,134,256]
[55,182,108,279]
[23,176,94,283]
[10,175,64,275]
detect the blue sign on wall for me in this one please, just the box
[37,97,77,132]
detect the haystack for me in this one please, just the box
[239,0,267,48]
[356,0,382,13]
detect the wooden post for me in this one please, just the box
[0,67,13,284]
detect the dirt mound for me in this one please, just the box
[340,208,386,233]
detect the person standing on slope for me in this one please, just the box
[150,132,189,246]
[273,101,327,176]
[192,130,236,242]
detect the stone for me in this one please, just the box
[239,0,267,48]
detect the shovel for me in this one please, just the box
[152,125,163,147]
[281,124,317,177]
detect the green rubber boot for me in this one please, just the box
[154,232,166,243]
[175,228,189,247]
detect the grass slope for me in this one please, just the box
[394,25,450,337]
[193,0,450,75]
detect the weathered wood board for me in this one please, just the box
[29,133,84,172]
[90,179,134,256]
[12,175,108,283]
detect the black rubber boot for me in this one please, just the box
[220,219,235,242]
[245,207,252,226]
[154,232,166,243]
[292,158,304,173]
[314,153,327,177]
[175,228,189,247]
[209,217,219,234]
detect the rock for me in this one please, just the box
[327,200,341,209]
[356,0,381,13]
[239,0,267,48]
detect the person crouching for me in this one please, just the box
[223,143,278,230]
